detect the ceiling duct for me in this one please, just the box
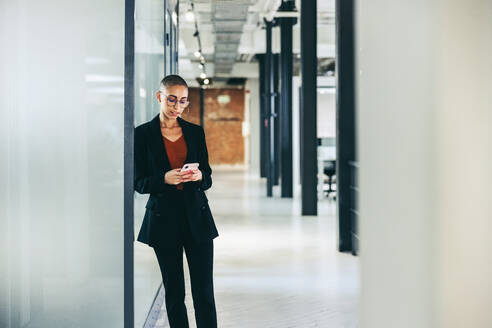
[212,0,253,75]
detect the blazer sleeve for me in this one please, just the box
[196,126,212,191]
[134,126,173,194]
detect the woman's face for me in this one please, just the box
[156,85,189,120]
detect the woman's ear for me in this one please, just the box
[156,91,161,103]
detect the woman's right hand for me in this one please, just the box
[164,168,193,185]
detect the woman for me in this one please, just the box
[134,74,219,328]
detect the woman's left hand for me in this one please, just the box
[179,168,202,183]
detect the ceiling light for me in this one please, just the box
[203,78,210,85]
[185,10,195,22]
[194,51,201,58]
[198,64,203,69]
[200,72,207,79]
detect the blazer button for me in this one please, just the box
[201,205,206,210]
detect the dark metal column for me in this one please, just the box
[124,0,135,325]
[265,19,275,197]
[298,85,303,185]
[199,87,205,127]
[335,0,356,252]
[300,0,317,215]
[278,0,296,198]
[256,54,268,178]
[273,53,280,186]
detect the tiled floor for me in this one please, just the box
[154,169,359,328]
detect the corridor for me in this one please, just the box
[153,169,359,327]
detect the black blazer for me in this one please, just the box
[134,114,219,248]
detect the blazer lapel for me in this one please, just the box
[150,114,171,171]
[177,116,193,165]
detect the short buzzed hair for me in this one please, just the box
[159,74,189,92]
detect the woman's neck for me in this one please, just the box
[159,112,179,128]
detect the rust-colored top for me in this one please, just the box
[163,134,187,190]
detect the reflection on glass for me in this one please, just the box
[134,0,167,326]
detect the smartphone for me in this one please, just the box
[181,162,199,173]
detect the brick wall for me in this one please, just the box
[182,87,245,165]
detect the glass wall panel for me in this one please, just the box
[173,21,178,73]
[166,10,172,75]
[170,25,174,73]
[0,0,125,327]
[133,0,166,326]
[173,5,179,74]
[135,0,166,126]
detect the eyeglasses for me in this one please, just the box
[164,94,189,108]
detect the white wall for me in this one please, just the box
[317,90,336,139]
[292,76,336,197]
[246,78,260,175]
[293,76,301,197]
[357,1,492,327]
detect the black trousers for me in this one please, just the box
[153,190,217,328]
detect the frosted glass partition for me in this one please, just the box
[1,1,125,327]
[133,0,167,326]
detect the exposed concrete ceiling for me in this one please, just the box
[179,0,335,81]
[212,0,251,74]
